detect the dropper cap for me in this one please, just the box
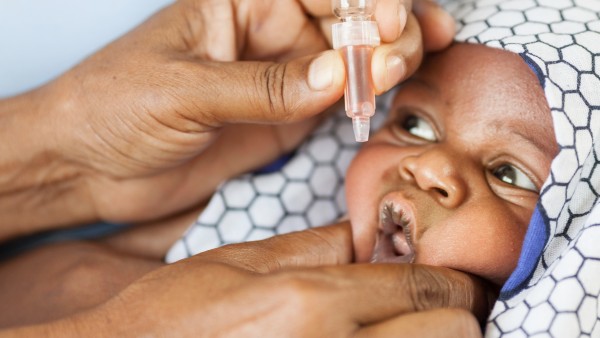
[332,0,376,20]
[352,116,370,142]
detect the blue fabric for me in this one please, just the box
[520,54,545,89]
[500,205,549,299]
[488,54,547,299]
[254,152,295,174]
[0,222,127,261]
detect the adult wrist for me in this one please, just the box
[0,84,95,240]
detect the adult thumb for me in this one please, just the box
[188,50,346,126]
[193,222,354,273]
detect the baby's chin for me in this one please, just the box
[356,230,511,288]
[414,252,513,288]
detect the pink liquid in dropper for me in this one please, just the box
[340,45,375,142]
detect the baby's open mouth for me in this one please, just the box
[370,202,415,263]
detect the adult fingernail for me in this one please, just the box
[386,55,405,90]
[309,52,335,91]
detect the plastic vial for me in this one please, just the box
[332,0,380,142]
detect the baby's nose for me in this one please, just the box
[398,148,467,209]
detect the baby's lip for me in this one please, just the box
[370,197,416,264]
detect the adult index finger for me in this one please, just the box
[192,221,354,273]
[375,0,410,42]
[371,4,454,94]
[297,264,493,325]
[375,0,455,44]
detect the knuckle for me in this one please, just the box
[213,242,283,274]
[274,273,323,311]
[57,243,120,296]
[405,265,449,310]
[402,17,424,68]
[255,62,292,121]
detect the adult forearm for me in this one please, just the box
[0,313,103,338]
[0,87,94,241]
[0,320,70,338]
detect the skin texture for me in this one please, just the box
[0,0,454,240]
[0,0,490,337]
[0,223,488,337]
[347,43,557,286]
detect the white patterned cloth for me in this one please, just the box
[440,1,600,336]
[167,1,600,336]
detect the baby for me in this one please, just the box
[167,42,557,288]
[346,42,556,286]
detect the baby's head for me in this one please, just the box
[346,43,557,286]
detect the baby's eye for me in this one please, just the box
[402,115,437,141]
[492,164,537,191]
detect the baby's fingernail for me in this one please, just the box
[309,52,335,91]
[385,55,405,90]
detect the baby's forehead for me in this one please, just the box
[417,43,533,84]
[389,43,556,154]
[403,44,548,117]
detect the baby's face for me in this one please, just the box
[346,43,557,285]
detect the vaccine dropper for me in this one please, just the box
[332,0,380,142]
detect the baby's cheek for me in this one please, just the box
[414,222,524,285]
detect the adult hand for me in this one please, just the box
[0,0,454,236]
[31,223,488,337]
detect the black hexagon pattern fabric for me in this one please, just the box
[440,0,600,336]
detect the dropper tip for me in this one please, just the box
[352,116,370,142]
